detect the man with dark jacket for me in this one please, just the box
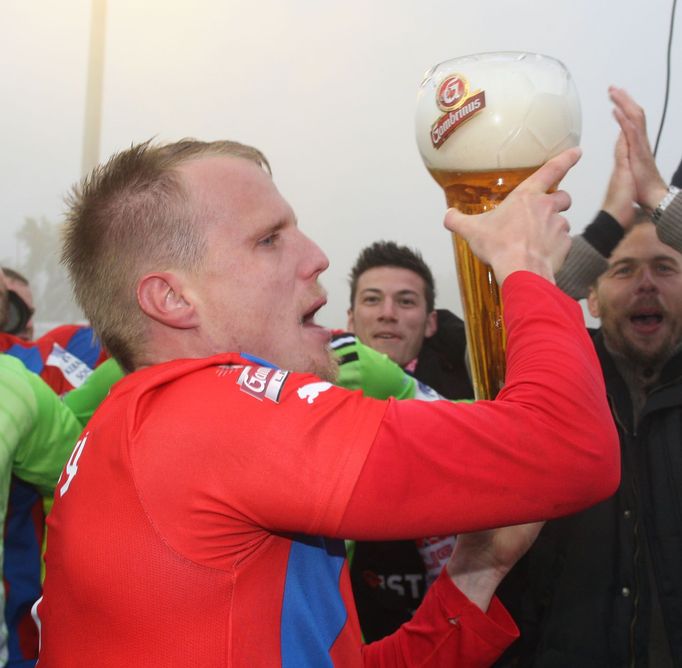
[497,87,682,668]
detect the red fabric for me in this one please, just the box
[362,570,517,667]
[38,357,387,666]
[36,273,619,666]
[340,273,620,538]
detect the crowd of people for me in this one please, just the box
[0,87,679,667]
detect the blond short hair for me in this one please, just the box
[61,139,270,372]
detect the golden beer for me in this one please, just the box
[415,52,581,399]
[430,166,538,399]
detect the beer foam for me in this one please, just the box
[415,52,581,171]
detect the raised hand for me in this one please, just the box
[602,132,637,230]
[609,86,668,210]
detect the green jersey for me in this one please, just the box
[0,355,81,664]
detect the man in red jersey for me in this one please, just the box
[36,140,619,667]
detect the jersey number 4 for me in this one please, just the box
[60,433,89,497]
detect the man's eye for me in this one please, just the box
[611,266,632,277]
[399,299,417,307]
[362,296,380,305]
[655,263,676,275]
[258,233,279,247]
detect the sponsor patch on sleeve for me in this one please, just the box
[237,366,289,403]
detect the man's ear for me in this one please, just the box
[346,307,355,333]
[587,286,601,319]
[137,272,199,329]
[424,310,438,339]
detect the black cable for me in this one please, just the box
[653,0,678,157]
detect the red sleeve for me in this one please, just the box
[361,569,518,667]
[339,272,620,539]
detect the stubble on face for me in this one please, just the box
[599,299,681,371]
[593,224,682,373]
[311,349,339,383]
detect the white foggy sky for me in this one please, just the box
[1,0,681,329]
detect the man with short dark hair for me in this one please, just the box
[347,241,472,400]
[345,241,473,640]
[36,140,618,666]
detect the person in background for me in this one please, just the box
[0,268,106,668]
[1,269,34,342]
[347,241,472,400]
[497,87,682,668]
[0,269,81,668]
[341,241,473,640]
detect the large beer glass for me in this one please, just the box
[415,52,581,399]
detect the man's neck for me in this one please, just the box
[604,338,682,422]
[603,337,682,390]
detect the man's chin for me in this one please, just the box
[313,351,339,383]
[622,335,678,370]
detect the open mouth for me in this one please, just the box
[631,314,663,325]
[630,311,664,333]
[301,299,326,326]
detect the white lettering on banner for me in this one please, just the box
[297,382,332,405]
[60,433,89,496]
[46,343,94,388]
[375,573,424,600]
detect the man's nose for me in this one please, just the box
[378,299,398,320]
[635,267,658,292]
[300,234,329,279]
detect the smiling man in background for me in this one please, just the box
[344,241,473,641]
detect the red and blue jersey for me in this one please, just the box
[36,274,619,665]
[0,326,106,397]
[37,355,519,666]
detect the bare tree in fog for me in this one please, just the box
[10,217,84,330]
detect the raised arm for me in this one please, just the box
[556,132,635,298]
[339,150,619,539]
[610,86,682,251]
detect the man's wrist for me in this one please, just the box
[446,561,503,613]
[493,253,555,287]
[645,182,671,212]
[652,185,681,223]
